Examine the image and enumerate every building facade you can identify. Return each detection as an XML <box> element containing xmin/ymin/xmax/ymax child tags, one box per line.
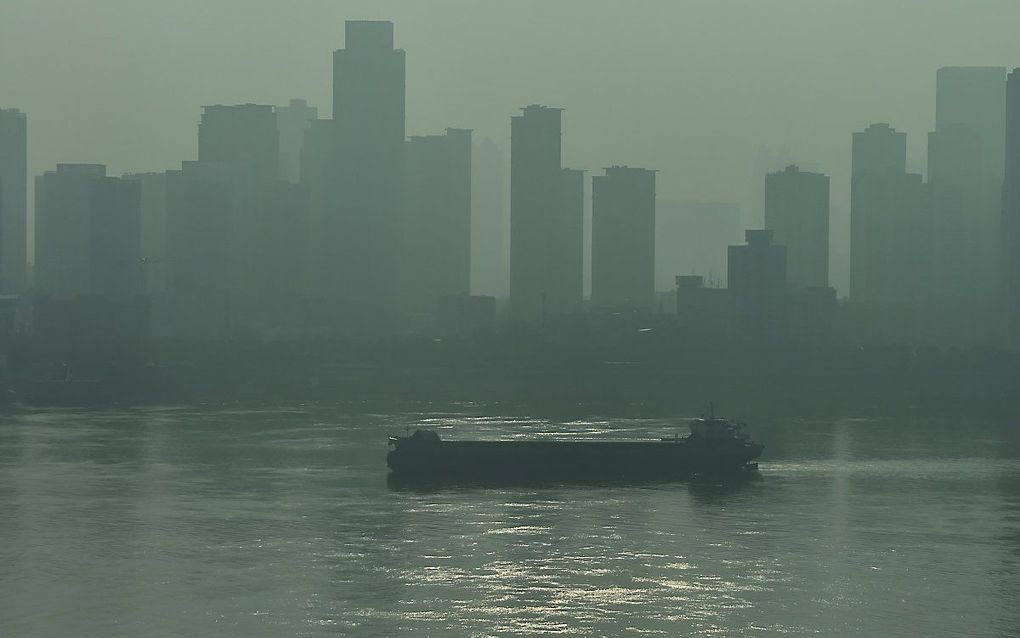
<box><xmin>851</xmin><ymin>123</ymin><xmax>929</xmax><ymax>341</ymax></box>
<box><xmin>591</xmin><ymin>166</ymin><xmax>656</xmax><ymax>310</ymax></box>
<box><xmin>198</xmin><ymin>104</ymin><xmax>279</xmax><ymax>186</ymax></box>
<box><xmin>402</xmin><ymin>129</ymin><xmax>472</xmax><ymax>324</ymax></box>
<box><xmin>764</xmin><ymin>165</ymin><xmax>829</xmax><ymax>289</ymax></box>
<box><xmin>728</xmin><ymin>229</ymin><xmax>787</xmax><ymax>344</ymax></box>
<box><xmin>329</xmin><ymin>20</ymin><xmax>406</xmax><ymax>334</ymax></box>
<box><xmin>1003</xmin><ymin>69</ymin><xmax>1020</xmax><ymax>345</ymax></box>
<box><xmin>35</xmin><ymin>165</ymin><xmax>142</xmax><ymax>299</ymax></box>
<box><xmin>276</xmin><ymin>98</ymin><xmax>317</xmax><ymax>184</ymax></box>
<box><xmin>0</xmin><ymin>108</ymin><xmax>27</xmax><ymax>293</ymax></box>
<box><xmin>929</xmin><ymin>67</ymin><xmax>1007</xmax><ymax>344</ymax></box>
<box><xmin>510</xmin><ymin>105</ymin><xmax>584</xmax><ymax>321</ymax></box>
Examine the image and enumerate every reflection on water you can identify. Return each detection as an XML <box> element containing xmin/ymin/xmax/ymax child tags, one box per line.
<box><xmin>0</xmin><ymin>406</ymin><xmax>1018</xmax><ymax>636</ymax></box>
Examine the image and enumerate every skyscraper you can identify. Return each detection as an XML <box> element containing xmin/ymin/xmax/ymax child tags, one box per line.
<box><xmin>728</xmin><ymin>229</ymin><xmax>787</xmax><ymax>344</ymax></box>
<box><xmin>251</xmin><ymin>181</ymin><xmax>310</xmax><ymax>335</ymax></box>
<box><xmin>330</xmin><ymin>20</ymin><xmax>406</xmax><ymax>334</ymax></box>
<box><xmin>936</xmin><ymin>67</ymin><xmax>1006</xmax><ymax>181</ymax></box>
<box><xmin>35</xmin><ymin>164</ymin><xmax>106</xmax><ymax>299</ymax></box>
<box><xmin>591</xmin><ymin>166</ymin><xmax>656</xmax><ymax>310</ymax></box>
<box><xmin>164</xmin><ymin>161</ymin><xmax>235</xmax><ymax>339</ymax></box>
<box><xmin>850</xmin><ymin>123</ymin><xmax>905</xmax><ymax>303</ymax></box>
<box><xmin>275</xmin><ymin>99</ymin><xmax>317</xmax><ymax>184</ymax></box>
<box><xmin>123</xmin><ymin>172</ymin><xmax>167</xmax><ymax>294</ymax></box>
<box><xmin>0</xmin><ymin>109</ymin><xmax>27</xmax><ymax>293</ymax></box>
<box><xmin>471</xmin><ymin>137</ymin><xmax>508</xmax><ymax>298</ymax></box>
<box><xmin>35</xmin><ymin>165</ymin><xmax>141</xmax><ymax>299</ymax></box>
<box><xmin>556</xmin><ymin>167</ymin><xmax>585</xmax><ymax>315</ymax></box>
<box><xmin>851</xmin><ymin>123</ymin><xmax>927</xmax><ymax>340</ymax></box>
<box><xmin>402</xmin><ymin>129</ymin><xmax>472</xmax><ymax>323</ymax></box>
<box><xmin>927</xmin><ymin>125</ymin><xmax>986</xmax><ymax>341</ymax></box>
<box><xmin>89</xmin><ymin>177</ymin><xmax>143</xmax><ymax>300</ymax></box>
<box><xmin>300</xmin><ymin>118</ymin><xmax>334</xmax><ymax>303</ymax></box>
<box><xmin>764</xmin><ymin>165</ymin><xmax>830</xmax><ymax>289</ymax></box>
<box><xmin>197</xmin><ymin>103</ymin><xmax>287</xmax><ymax>333</ymax></box>
<box><xmin>198</xmin><ymin>104</ymin><xmax>279</xmax><ymax>185</ymax></box>
<box><xmin>1003</xmin><ymin>68</ymin><xmax>1020</xmax><ymax>345</ymax></box>
<box><xmin>929</xmin><ymin>67</ymin><xmax>1007</xmax><ymax>345</ymax></box>
<box><xmin>510</xmin><ymin>105</ymin><xmax>582</xmax><ymax>321</ymax></box>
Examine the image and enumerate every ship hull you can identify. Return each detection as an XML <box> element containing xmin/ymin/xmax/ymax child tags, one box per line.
<box><xmin>387</xmin><ymin>438</ymin><xmax>763</xmax><ymax>482</ymax></box>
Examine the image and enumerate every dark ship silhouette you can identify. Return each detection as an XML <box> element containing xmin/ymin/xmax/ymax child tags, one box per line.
<box><xmin>387</xmin><ymin>405</ymin><xmax>763</xmax><ymax>482</ymax></box>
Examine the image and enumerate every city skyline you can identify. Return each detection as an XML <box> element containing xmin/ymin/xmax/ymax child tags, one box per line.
<box><xmin>2</xmin><ymin>13</ymin><xmax>1020</xmax><ymax>349</ymax></box>
<box><xmin>4</xmin><ymin>1</ymin><xmax>1020</xmax><ymax>300</ymax></box>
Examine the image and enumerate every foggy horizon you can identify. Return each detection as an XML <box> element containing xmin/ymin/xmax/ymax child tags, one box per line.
<box><xmin>5</xmin><ymin>1</ymin><xmax>1020</xmax><ymax>297</ymax></box>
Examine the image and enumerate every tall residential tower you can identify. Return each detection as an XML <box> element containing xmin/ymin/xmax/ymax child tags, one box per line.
<box><xmin>329</xmin><ymin>20</ymin><xmax>406</xmax><ymax>333</ymax></box>
<box><xmin>850</xmin><ymin>123</ymin><xmax>927</xmax><ymax>340</ymax></box>
<box><xmin>0</xmin><ymin>109</ymin><xmax>27</xmax><ymax>293</ymax></box>
<box><xmin>510</xmin><ymin>105</ymin><xmax>583</xmax><ymax>321</ymax></box>
<box><xmin>929</xmin><ymin>67</ymin><xmax>1006</xmax><ymax>344</ymax></box>
<box><xmin>591</xmin><ymin>166</ymin><xmax>656</xmax><ymax>310</ymax></box>
<box><xmin>1003</xmin><ymin>69</ymin><xmax>1020</xmax><ymax>345</ymax></box>
<box><xmin>764</xmin><ymin>165</ymin><xmax>830</xmax><ymax>289</ymax></box>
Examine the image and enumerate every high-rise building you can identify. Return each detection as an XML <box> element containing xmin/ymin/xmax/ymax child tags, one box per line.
<box><xmin>471</xmin><ymin>137</ymin><xmax>507</xmax><ymax>298</ymax></box>
<box><xmin>851</xmin><ymin>123</ymin><xmax>928</xmax><ymax>340</ymax></box>
<box><xmin>197</xmin><ymin>103</ymin><xmax>278</xmax><ymax>297</ymax></box>
<box><xmin>90</xmin><ymin>177</ymin><xmax>143</xmax><ymax>299</ymax></box>
<box><xmin>402</xmin><ymin>129</ymin><xmax>472</xmax><ymax>323</ymax></box>
<box><xmin>0</xmin><ymin>109</ymin><xmax>27</xmax><ymax>293</ymax></box>
<box><xmin>197</xmin><ymin>103</ymin><xmax>309</xmax><ymax>336</ymax></box>
<box><xmin>591</xmin><ymin>166</ymin><xmax>656</xmax><ymax>310</ymax></box>
<box><xmin>936</xmin><ymin>67</ymin><xmax>1007</xmax><ymax>181</ymax></box>
<box><xmin>928</xmin><ymin>67</ymin><xmax>1007</xmax><ymax>345</ymax></box>
<box><xmin>251</xmin><ymin>182</ymin><xmax>310</xmax><ymax>335</ymax></box>
<box><xmin>927</xmin><ymin>125</ymin><xmax>987</xmax><ymax>342</ymax></box>
<box><xmin>330</xmin><ymin>20</ymin><xmax>406</xmax><ymax>334</ymax></box>
<box><xmin>35</xmin><ymin>165</ymin><xmax>141</xmax><ymax>299</ymax></box>
<box><xmin>276</xmin><ymin>99</ymin><xmax>317</xmax><ymax>184</ymax></box>
<box><xmin>728</xmin><ymin>229</ymin><xmax>787</xmax><ymax>344</ymax></box>
<box><xmin>1003</xmin><ymin>69</ymin><xmax>1020</xmax><ymax>345</ymax></box>
<box><xmin>164</xmin><ymin>161</ymin><xmax>235</xmax><ymax>339</ymax></box>
<box><xmin>749</xmin><ymin>144</ymin><xmax>794</xmax><ymax>230</ymax></box>
<box><xmin>123</xmin><ymin>172</ymin><xmax>167</xmax><ymax>294</ymax></box>
<box><xmin>300</xmin><ymin>118</ymin><xmax>334</xmax><ymax>302</ymax></box>
<box><xmin>510</xmin><ymin>105</ymin><xmax>582</xmax><ymax>321</ymax></box>
<box><xmin>198</xmin><ymin>104</ymin><xmax>279</xmax><ymax>185</ymax></box>
<box><xmin>36</xmin><ymin>164</ymin><xmax>106</xmax><ymax>299</ymax></box>
<box><xmin>555</xmin><ymin>167</ymin><xmax>585</xmax><ymax>315</ymax></box>
<box><xmin>764</xmin><ymin>165</ymin><xmax>830</xmax><ymax>289</ymax></box>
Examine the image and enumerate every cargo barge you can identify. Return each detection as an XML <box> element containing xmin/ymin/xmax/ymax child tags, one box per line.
<box><xmin>386</xmin><ymin>408</ymin><xmax>764</xmax><ymax>482</ymax></box>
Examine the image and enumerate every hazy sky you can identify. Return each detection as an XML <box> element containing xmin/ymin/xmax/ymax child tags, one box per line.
<box><xmin>3</xmin><ymin>0</ymin><xmax>1019</xmax><ymax>292</ymax></box>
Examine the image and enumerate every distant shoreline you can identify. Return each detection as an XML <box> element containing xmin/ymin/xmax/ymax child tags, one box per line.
<box><xmin>4</xmin><ymin>337</ymin><xmax>1017</xmax><ymax>418</ymax></box>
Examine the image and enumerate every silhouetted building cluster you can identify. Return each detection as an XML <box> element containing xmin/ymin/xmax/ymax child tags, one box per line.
<box><xmin>4</xmin><ymin>24</ymin><xmax>1020</xmax><ymax>354</ymax></box>
<box><xmin>843</xmin><ymin>67</ymin><xmax>1014</xmax><ymax>347</ymax></box>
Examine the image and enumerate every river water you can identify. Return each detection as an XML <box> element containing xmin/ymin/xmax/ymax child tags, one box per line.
<box><xmin>1</xmin><ymin>405</ymin><xmax>1018</xmax><ymax>637</ymax></box>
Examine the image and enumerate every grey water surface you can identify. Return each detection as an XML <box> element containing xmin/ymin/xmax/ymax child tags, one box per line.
<box><xmin>1</xmin><ymin>406</ymin><xmax>1018</xmax><ymax>637</ymax></box>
